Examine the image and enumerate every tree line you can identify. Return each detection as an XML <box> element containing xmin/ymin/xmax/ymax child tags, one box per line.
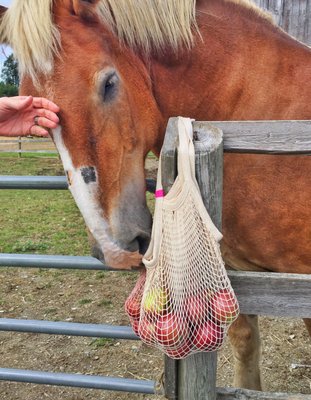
<box><xmin>0</xmin><ymin>54</ymin><xmax>19</xmax><ymax>97</ymax></box>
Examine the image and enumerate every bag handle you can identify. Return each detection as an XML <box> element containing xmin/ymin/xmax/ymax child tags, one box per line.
<box><xmin>177</xmin><ymin>118</ymin><xmax>196</xmax><ymax>183</ymax></box>
<box><xmin>178</xmin><ymin>118</ymin><xmax>223</xmax><ymax>242</ymax></box>
<box><xmin>143</xmin><ymin>118</ymin><xmax>190</xmax><ymax>267</ymax></box>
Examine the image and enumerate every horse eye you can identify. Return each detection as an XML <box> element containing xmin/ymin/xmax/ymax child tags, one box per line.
<box><xmin>101</xmin><ymin>72</ymin><xmax>119</xmax><ymax>102</ymax></box>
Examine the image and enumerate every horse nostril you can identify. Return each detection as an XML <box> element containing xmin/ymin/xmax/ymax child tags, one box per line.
<box><xmin>137</xmin><ymin>235</ymin><xmax>150</xmax><ymax>255</ymax></box>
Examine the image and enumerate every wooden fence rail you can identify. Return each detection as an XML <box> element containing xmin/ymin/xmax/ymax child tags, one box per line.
<box><xmin>0</xmin><ymin>137</ymin><xmax>57</xmax><ymax>155</ymax></box>
<box><xmin>161</xmin><ymin>118</ymin><xmax>311</xmax><ymax>400</ymax></box>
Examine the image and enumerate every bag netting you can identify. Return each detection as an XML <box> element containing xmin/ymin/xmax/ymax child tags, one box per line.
<box><xmin>125</xmin><ymin>117</ymin><xmax>239</xmax><ymax>359</ymax></box>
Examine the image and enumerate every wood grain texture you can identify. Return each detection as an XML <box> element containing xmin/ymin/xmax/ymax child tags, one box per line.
<box><xmin>228</xmin><ymin>271</ymin><xmax>311</xmax><ymax>318</ymax></box>
<box><xmin>254</xmin><ymin>0</ymin><xmax>311</xmax><ymax>46</ymax></box>
<box><xmin>193</xmin><ymin>121</ymin><xmax>311</xmax><ymax>154</ymax></box>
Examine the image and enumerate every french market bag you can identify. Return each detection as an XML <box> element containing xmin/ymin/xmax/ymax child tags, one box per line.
<box><xmin>126</xmin><ymin>117</ymin><xmax>239</xmax><ymax>359</ymax></box>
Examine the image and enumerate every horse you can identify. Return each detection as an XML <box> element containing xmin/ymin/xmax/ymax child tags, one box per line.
<box><xmin>0</xmin><ymin>0</ymin><xmax>310</xmax><ymax>391</ymax></box>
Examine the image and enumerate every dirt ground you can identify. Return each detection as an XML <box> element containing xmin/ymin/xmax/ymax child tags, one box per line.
<box><xmin>0</xmin><ymin>157</ymin><xmax>310</xmax><ymax>399</ymax></box>
<box><xmin>0</xmin><ymin>268</ymin><xmax>310</xmax><ymax>400</ymax></box>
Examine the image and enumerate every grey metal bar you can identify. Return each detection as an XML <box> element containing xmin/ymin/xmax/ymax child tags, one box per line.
<box><xmin>0</xmin><ymin>150</ymin><xmax>57</xmax><ymax>154</ymax></box>
<box><xmin>0</xmin><ymin>319</ymin><xmax>139</xmax><ymax>340</ymax></box>
<box><xmin>0</xmin><ymin>176</ymin><xmax>156</xmax><ymax>192</ymax></box>
<box><xmin>0</xmin><ymin>253</ymin><xmax>112</xmax><ymax>270</ymax></box>
<box><xmin>0</xmin><ymin>368</ymin><xmax>158</xmax><ymax>394</ymax></box>
<box><xmin>0</xmin><ymin>175</ymin><xmax>67</xmax><ymax>190</ymax></box>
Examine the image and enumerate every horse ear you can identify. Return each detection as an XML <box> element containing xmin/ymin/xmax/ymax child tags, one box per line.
<box><xmin>0</xmin><ymin>6</ymin><xmax>8</xmax><ymax>44</ymax></box>
<box><xmin>71</xmin><ymin>0</ymin><xmax>100</xmax><ymax>21</ymax></box>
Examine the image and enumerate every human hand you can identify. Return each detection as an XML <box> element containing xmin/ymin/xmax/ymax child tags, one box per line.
<box><xmin>0</xmin><ymin>96</ymin><xmax>60</xmax><ymax>137</ymax></box>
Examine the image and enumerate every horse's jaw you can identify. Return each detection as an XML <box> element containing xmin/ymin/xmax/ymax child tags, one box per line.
<box><xmin>52</xmin><ymin>126</ymin><xmax>149</xmax><ymax>270</ymax></box>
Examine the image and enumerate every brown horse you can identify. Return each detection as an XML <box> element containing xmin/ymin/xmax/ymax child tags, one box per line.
<box><xmin>0</xmin><ymin>0</ymin><xmax>310</xmax><ymax>391</ymax></box>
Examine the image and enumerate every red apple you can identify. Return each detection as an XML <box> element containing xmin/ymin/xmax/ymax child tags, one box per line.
<box><xmin>125</xmin><ymin>296</ymin><xmax>141</xmax><ymax>319</ymax></box>
<box><xmin>154</xmin><ymin>313</ymin><xmax>188</xmax><ymax>347</ymax></box>
<box><xmin>184</xmin><ymin>293</ymin><xmax>209</xmax><ymax>325</ymax></box>
<box><xmin>210</xmin><ymin>289</ymin><xmax>239</xmax><ymax>325</ymax></box>
<box><xmin>165</xmin><ymin>339</ymin><xmax>193</xmax><ymax>359</ymax></box>
<box><xmin>192</xmin><ymin>320</ymin><xmax>224</xmax><ymax>350</ymax></box>
<box><xmin>131</xmin><ymin>318</ymin><xmax>140</xmax><ymax>336</ymax></box>
<box><xmin>139</xmin><ymin>318</ymin><xmax>156</xmax><ymax>344</ymax></box>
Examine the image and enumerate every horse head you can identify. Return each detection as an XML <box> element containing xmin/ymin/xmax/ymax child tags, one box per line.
<box><xmin>0</xmin><ymin>0</ymin><xmax>169</xmax><ymax>269</ymax></box>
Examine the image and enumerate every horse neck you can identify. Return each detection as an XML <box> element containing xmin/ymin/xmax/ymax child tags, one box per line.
<box><xmin>149</xmin><ymin>0</ymin><xmax>311</xmax><ymax>127</ymax></box>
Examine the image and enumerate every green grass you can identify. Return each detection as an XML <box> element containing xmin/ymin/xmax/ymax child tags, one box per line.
<box><xmin>90</xmin><ymin>338</ymin><xmax>115</xmax><ymax>348</ymax></box>
<box><xmin>0</xmin><ymin>156</ymin><xmax>64</xmax><ymax>176</ymax></box>
<box><xmin>97</xmin><ymin>299</ymin><xmax>113</xmax><ymax>308</ymax></box>
<box><xmin>0</xmin><ymin>156</ymin><xmax>89</xmax><ymax>255</ymax></box>
<box><xmin>0</xmin><ymin>156</ymin><xmax>155</xmax><ymax>256</ymax></box>
<box><xmin>78</xmin><ymin>298</ymin><xmax>93</xmax><ymax>305</ymax></box>
<box><xmin>0</xmin><ymin>152</ymin><xmax>58</xmax><ymax>158</ymax></box>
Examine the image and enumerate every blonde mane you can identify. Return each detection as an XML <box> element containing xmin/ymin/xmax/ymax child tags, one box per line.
<box><xmin>0</xmin><ymin>0</ymin><xmax>272</xmax><ymax>83</ymax></box>
<box><xmin>0</xmin><ymin>0</ymin><xmax>59</xmax><ymax>83</ymax></box>
<box><xmin>97</xmin><ymin>0</ymin><xmax>197</xmax><ymax>52</ymax></box>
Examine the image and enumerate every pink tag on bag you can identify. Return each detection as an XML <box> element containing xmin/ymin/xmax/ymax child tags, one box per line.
<box><xmin>155</xmin><ymin>189</ymin><xmax>165</xmax><ymax>198</ymax></box>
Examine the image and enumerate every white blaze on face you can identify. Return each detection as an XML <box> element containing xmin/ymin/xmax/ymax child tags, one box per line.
<box><xmin>52</xmin><ymin>127</ymin><xmax>142</xmax><ymax>269</ymax></box>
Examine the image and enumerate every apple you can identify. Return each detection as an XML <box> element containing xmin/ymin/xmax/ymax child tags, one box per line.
<box><xmin>154</xmin><ymin>313</ymin><xmax>188</xmax><ymax>347</ymax></box>
<box><xmin>184</xmin><ymin>293</ymin><xmax>209</xmax><ymax>325</ymax></box>
<box><xmin>131</xmin><ymin>318</ymin><xmax>140</xmax><ymax>336</ymax></box>
<box><xmin>192</xmin><ymin>320</ymin><xmax>224</xmax><ymax>351</ymax></box>
<box><xmin>142</xmin><ymin>288</ymin><xmax>168</xmax><ymax>315</ymax></box>
<box><xmin>210</xmin><ymin>289</ymin><xmax>239</xmax><ymax>325</ymax></box>
<box><xmin>139</xmin><ymin>317</ymin><xmax>156</xmax><ymax>344</ymax></box>
<box><xmin>125</xmin><ymin>270</ymin><xmax>146</xmax><ymax>319</ymax></box>
<box><xmin>125</xmin><ymin>296</ymin><xmax>141</xmax><ymax>319</ymax></box>
<box><xmin>165</xmin><ymin>339</ymin><xmax>193</xmax><ymax>359</ymax></box>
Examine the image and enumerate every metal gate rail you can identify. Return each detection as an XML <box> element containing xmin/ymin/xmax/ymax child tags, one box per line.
<box><xmin>0</xmin><ymin>175</ymin><xmax>159</xmax><ymax>394</ymax></box>
<box><xmin>0</xmin><ymin>368</ymin><xmax>157</xmax><ymax>394</ymax></box>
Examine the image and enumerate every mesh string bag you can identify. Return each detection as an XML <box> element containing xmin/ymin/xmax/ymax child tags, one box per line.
<box><xmin>125</xmin><ymin>117</ymin><xmax>239</xmax><ymax>358</ymax></box>
<box><xmin>124</xmin><ymin>269</ymin><xmax>146</xmax><ymax>336</ymax></box>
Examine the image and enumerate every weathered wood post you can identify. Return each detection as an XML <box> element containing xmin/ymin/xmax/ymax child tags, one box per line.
<box><xmin>18</xmin><ymin>136</ymin><xmax>22</xmax><ymax>158</ymax></box>
<box><xmin>254</xmin><ymin>0</ymin><xmax>311</xmax><ymax>45</ymax></box>
<box><xmin>161</xmin><ymin>118</ymin><xmax>223</xmax><ymax>400</ymax></box>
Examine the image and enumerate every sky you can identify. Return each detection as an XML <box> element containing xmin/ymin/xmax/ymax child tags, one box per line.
<box><xmin>0</xmin><ymin>0</ymin><xmax>12</xmax><ymax>70</ymax></box>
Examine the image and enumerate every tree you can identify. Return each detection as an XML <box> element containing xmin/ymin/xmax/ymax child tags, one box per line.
<box><xmin>1</xmin><ymin>54</ymin><xmax>19</xmax><ymax>87</ymax></box>
<box><xmin>0</xmin><ymin>82</ymin><xmax>18</xmax><ymax>97</ymax></box>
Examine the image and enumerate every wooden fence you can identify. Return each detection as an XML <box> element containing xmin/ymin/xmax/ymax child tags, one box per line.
<box><xmin>254</xmin><ymin>0</ymin><xmax>311</xmax><ymax>45</ymax></box>
<box><xmin>161</xmin><ymin>118</ymin><xmax>311</xmax><ymax>400</ymax></box>
<box><xmin>0</xmin><ymin>137</ymin><xmax>57</xmax><ymax>156</ymax></box>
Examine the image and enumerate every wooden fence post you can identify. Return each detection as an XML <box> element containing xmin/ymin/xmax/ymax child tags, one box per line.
<box><xmin>162</xmin><ymin>118</ymin><xmax>223</xmax><ymax>400</ymax></box>
<box><xmin>254</xmin><ymin>0</ymin><xmax>311</xmax><ymax>46</ymax></box>
<box><xmin>18</xmin><ymin>136</ymin><xmax>22</xmax><ymax>158</ymax></box>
